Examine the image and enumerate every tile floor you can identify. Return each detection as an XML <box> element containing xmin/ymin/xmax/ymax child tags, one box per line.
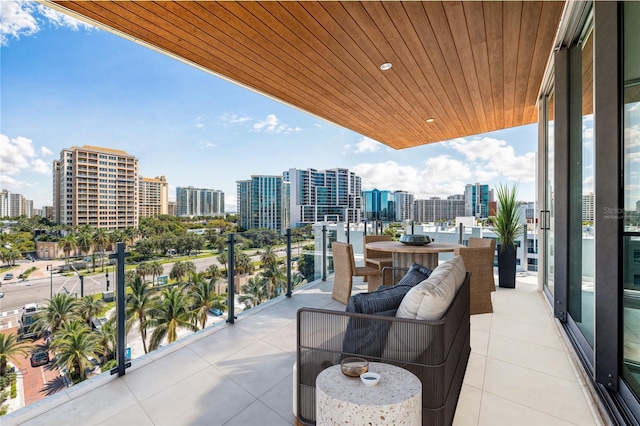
<box><xmin>4</xmin><ymin>272</ymin><xmax>607</xmax><ymax>425</ymax></box>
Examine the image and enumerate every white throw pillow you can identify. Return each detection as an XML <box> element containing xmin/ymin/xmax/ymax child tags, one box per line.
<box><xmin>381</xmin><ymin>256</ymin><xmax>466</xmax><ymax>361</ymax></box>
<box><xmin>395</xmin><ymin>256</ymin><xmax>465</xmax><ymax>319</ymax></box>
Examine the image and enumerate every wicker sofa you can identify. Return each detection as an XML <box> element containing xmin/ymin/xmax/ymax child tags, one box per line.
<box><xmin>296</xmin><ymin>257</ymin><xmax>471</xmax><ymax>425</ymax></box>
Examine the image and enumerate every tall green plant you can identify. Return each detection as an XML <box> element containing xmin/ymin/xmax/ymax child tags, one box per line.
<box><xmin>493</xmin><ymin>182</ymin><xmax>523</xmax><ymax>250</ymax></box>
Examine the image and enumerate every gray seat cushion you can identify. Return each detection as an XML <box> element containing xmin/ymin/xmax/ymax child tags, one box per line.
<box><xmin>342</xmin><ymin>264</ymin><xmax>432</xmax><ymax>357</ymax></box>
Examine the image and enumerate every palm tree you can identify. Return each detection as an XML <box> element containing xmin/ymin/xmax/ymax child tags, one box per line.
<box><xmin>187</xmin><ymin>272</ymin><xmax>226</xmax><ymax>330</ymax></box>
<box><xmin>205</xmin><ymin>264</ymin><xmax>221</xmax><ymax>282</ymax></box>
<box><xmin>136</xmin><ymin>262</ymin><xmax>153</xmax><ymax>283</ymax></box>
<box><xmin>125</xmin><ymin>276</ymin><xmax>153</xmax><ymax>354</ymax></box>
<box><xmin>33</xmin><ymin>293</ymin><xmax>80</xmax><ymax>335</ymax></box>
<box><xmin>169</xmin><ymin>260</ymin><xmax>196</xmax><ymax>284</ymax></box>
<box><xmin>146</xmin><ymin>286</ymin><xmax>198</xmax><ymax>351</ymax></box>
<box><xmin>234</xmin><ymin>251</ymin><xmax>253</xmax><ymax>276</ymax></box>
<box><xmin>149</xmin><ymin>261</ymin><xmax>164</xmax><ymax>286</ymax></box>
<box><xmin>93</xmin><ymin>228</ymin><xmax>109</xmax><ymax>272</ymax></box>
<box><xmin>60</xmin><ymin>233</ymin><xmax>78</xmax><ymax>271</ymax></box>
<box><xmin>259</xmin><ymin>246</ymin><xmax>278</xmax><ymax>269</ymax></box>
<box><xmin>50</xmin><ymin>320</ymin><xmax>101</xmax><ymax>381</ymax></box>
<box><xmin>75</xmin><ymin>295</ymin><xmax>105</xmax><ymax>326</ymax></box>
<box><xmin>110</xmin><ymin>229</ymin><xmax>126</xmax><ymax>250</ymax></box>
<box><xmin>217</xmin><ymin>251</ymin><xmax>228</xmax><ymax>272</ymax></box>
<box><xmin>260</xmin><ymin>263</ymin><xmax>287</xmax><ymax>298</ymax></box>
<box><xmin>94</xmin><ymin>321</ymin><xmax>116</xmax><ymax>364</ymax></box>
<box><xmin>124</xmin><ymin>226</ymin><xmax>139</xmax><ymax>248</ymax></box>
<box><xmin>0</xmin><ymin>333</ymin><xmax>32</xmax><ymax>376</ymax></box>
<box><xmin>238</xmin><ymin>277</ymin><xmax>268</xmax><ymax>308</ymax></box>
<box><xmin>76</xmin><ymin>226</ymin><xmax>93</xmax><ymax>258</ymax></box>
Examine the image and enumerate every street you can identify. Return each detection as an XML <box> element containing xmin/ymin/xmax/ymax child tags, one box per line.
<box><xmin>0</xmin><ymin>248</ymin><xmax>289</xmax><ymax>327</ymax></box>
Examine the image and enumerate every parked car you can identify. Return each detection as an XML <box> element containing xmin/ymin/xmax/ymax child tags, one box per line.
<box><xmin>208</xmin><ymin>308</ymin><xmax>223</xmax><ymax>316</ymax></box>
<box><xmin>30</xmin><ymin>350</ymin><xmax>49</xmax><ymax>367</ymax></box>
<box><xmin>3</xmin><ymin>273</ymin><xmax>14</xmax><ymax>280</ymax></box>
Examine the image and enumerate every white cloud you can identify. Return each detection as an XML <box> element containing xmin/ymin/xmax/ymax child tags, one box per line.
<box><xmin>0</xmin><ymin>134</ymin><xmax>33</xmax><ymax>174</ymax></box>
<box><xmin>0</xmin><ymin>1</ymin><xmax>93</xmax><ymax>46</ymax></box>
<box><xmin>36</xmin><ymin>4</ymin><xmax>93</xmax><ymax>31</ymax></box>
<box><xmin>445</xmin><ymin>136</ymin><xmax>536</xmax><ymax>182</ymax></box>
<box><xmin>253</xmin><ymin>114</ymin><xmax>279</xmax><ymax>132</ymax></box>
<box><xmin>347</xmin><ymin>137</ymin><xmax>383</xmax><ymax>153</ymax></box>
<box><xmin>353</xmin><ymin>158</ymin><xmax>471</xmax><ymax>200</ymax></box>
<box><xmin>0</xmin><ymin>134</ymin><xmax>51</xmax><ymax>178</ymax></box>
<box><xmin>252</xmin><ymin>114</ymin><xmax>300</xmax><ymax>134</ymax></box>
<box><xmin>0</xmin><ymin>174</ymin><xmax>22</xmax><ymax>187</ymax></box>
<box><xmin>40</xmin><ymin>146</ymin><xmax>53</xmax><ymax>156</ymax></box>
<box><xmin>205</xmin><ymin>142</ymin><xmax>215</xmax><ymax>148</ymax></box>
<box><xmin>220</xmin><ymin>113</ymin><xmax>251</xmax><ymax>125</ymax></box>
<box><xmin>31</xmin><ymin>158</ymin><xmax>51</xmax><ymax>174</ymax></box>
<box><xmin>0</xmin><ymin>1</ymin><xmax>39</xmax><ymax>46</ymax></box>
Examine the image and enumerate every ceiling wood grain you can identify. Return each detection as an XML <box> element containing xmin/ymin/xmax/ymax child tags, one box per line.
<box><xmin>48</xmin><ymin>1</ymin><xmax>565</xmax><ymax>150</ymax></box>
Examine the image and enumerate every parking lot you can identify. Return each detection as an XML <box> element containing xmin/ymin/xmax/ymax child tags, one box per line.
<box><xmin>1</xmin><ymin>326</ymin><xmax>61</xmax><ymax>409</ymax></box>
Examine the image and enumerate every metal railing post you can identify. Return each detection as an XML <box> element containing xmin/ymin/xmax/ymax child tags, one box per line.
<box><xmin>226</xmin><ymin>234</ymin><xmax>235</xmax><ymax>324</ymax></box>
<box><xmin>458</xmin><ymin>223</ymin><xmax>465</xmax><ymax>245</ymax></box>
<box><xmin>110</xmin><ymin>242</ymin><xmax>129</xmax><ymax>377</ymax></box>
<box><xmin>322</xmin><ymin>225</ymin><xmax>327</xmax><ymax>281</ymax></box>
<box><xmin>286</xmin><ymin>228</ymin><xmax>292</xmax><ymax>297</ymax></box>
<box><xmin>346</xmin><ymin>220</ymin><xmax>350</xmax><ymax>244</ymax></box>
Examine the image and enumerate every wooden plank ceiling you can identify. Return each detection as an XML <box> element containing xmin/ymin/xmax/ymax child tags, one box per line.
<box><xmin>48</xmin><ymin>1</ymin><xmax>565</xmax><ymax>150</ymax></box>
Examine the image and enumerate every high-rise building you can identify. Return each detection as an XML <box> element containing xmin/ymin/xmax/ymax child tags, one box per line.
<box><xmin>237</xmin><ymin>175</ymin><xmax>290</xmax><ymax>233</ymax></box>
<box><xmin>42</xmin><ymin>206</ymin><xmax>54</xmax><ymax>220</ymax></box>
<box><xmin>394</xmin><ymin>191</ymin><xmax>414</xmax><ymax>222</ymax></box>
<box><xmin>464</xmin><ymin>183</ymin><xmax>493</xmax><ymax>218</ymax></box>
<box><xmin>362</xmin><ymin>189</ymin><xmax>394</xmax><ymax>221</ymax></box>
<box><xmin>53</xmin><ymin>145</ymin><xmax>139</xmax><ymax>229</ymax></box>
<box><xmin>175</xmin><ymin>186</ymin><xmax>224</xmax><ymax>217</ymax></box>
<box><xmin>0</xmin><ymin>190</ymin><xmax>34</xmax><ymax>218</ymax></box>
<box><xmin>23</xmin><ymin>199</ymin><xmax>33</xmax><ymax>218</ymax></box>
<box><xmin>284</xmin><ymin>168</ymin><xmax>362</xmax><ymax>226</ymax></box>
<box><xmin>167</xmin><ymin>201</ymin><xmax>177</xmax><ymax>216</ymax></box>
<box><xmin>139</xmin><ymin>175</ymin><xmax>169</xmax><ymax>218</ymax></box>
<box><xmin>583</xmin><ymin>192</ymin><xmax>595</xmax><ymax>222</ymax></box>
<box><xmin>413</xmin><ymin>197</ymin><xmax>465</xmax><ymax>223</ymax></box>
<box><xmin>9</xmin><ymin>193</ymin><xmax>24</xmax><ymax>217</ymax></box>
<box><xmin>0</xmin><ymin>190</ymin><xmax>9</xmax><ymax>217</ymax></box>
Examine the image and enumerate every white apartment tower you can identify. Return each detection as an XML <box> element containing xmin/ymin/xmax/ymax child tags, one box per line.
<box><xmin>394</xmin><ymin>191</ymin><xmax>414</xmax><ymax>222</ymax></box>
<box><xmin>413</xmin><ymin>197</ymin><xmax>465</xmax><ymax>223</ymax></box>
<box><xmin>139</xmin><ymin>175</ymin><xmax>169</xmax><ymax>217</ymax></box>
<box><xmin>237</xmin><ymin>175</ymin><xmax>290</xmax><ymax>233</ymax></box>
<box><xmin>0</xmin><ymin>190</ymin><xmax>9</xmax><ymax>217</ymax></box>
<box><xmin>284</xmin><ymin>167</ymin><xmax>362</xmax><ymax>226</ymax></box>
<box><xmin>175</xmin><ymin>186</ymin><xmax>224</xmax><ymax>217</ymax></box>
<box><xmin>53</xmin><ymin>145</ymin><xmax>139</xmax><ymax>229</ymax></box>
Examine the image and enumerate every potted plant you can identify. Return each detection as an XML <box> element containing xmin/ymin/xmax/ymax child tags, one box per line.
<box><xmin>492</xmin><ymin>182</ymin><xmax>523</xmax><ymax>288</ymax></box>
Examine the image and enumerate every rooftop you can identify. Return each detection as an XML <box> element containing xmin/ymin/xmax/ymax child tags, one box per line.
<box><xmin>4</xmin><ymin>272</ymin><xmax>606</xmax><ymax>425</ymax></box>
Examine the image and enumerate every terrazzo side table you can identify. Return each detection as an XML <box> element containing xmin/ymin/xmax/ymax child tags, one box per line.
<box><xmin>315</xmin><ymin>362</ymin><xmax>422</xmax><ymax>425</ymax></box>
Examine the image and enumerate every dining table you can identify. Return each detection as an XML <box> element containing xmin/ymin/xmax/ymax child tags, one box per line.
<box><xmin>365</xmin><ymin>240</ymin><xmax>464</xmax><ymax>272</ymax></box>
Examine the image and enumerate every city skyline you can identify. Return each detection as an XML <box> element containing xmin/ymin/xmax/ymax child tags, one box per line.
<box><xmin>1</xmin><ymin>1</ymin><xmax>538</xmax><ymax>213</ymax></box>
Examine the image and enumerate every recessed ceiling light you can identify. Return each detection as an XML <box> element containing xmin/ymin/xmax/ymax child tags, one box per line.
<box><xmin>379</xmin><ymin>62</ymin><xmax>392</xmax><ymax>71</ymax></box>
<box><xmin>426</xmin><ymin>118</ymin><xmax>435</xmax><ymax>123</ymax></box>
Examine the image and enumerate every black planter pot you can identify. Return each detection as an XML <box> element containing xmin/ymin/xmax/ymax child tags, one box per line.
<box><xmin>497</xmin><ymin>243</ymin><xmax>516</xmax><ymax>288</ymax></box>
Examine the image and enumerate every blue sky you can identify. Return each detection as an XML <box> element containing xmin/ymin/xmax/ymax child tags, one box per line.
<box><xmin>1</xmin><ymin>1</ymin><xmax>538</xmax><ymax>212</ymax></box>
